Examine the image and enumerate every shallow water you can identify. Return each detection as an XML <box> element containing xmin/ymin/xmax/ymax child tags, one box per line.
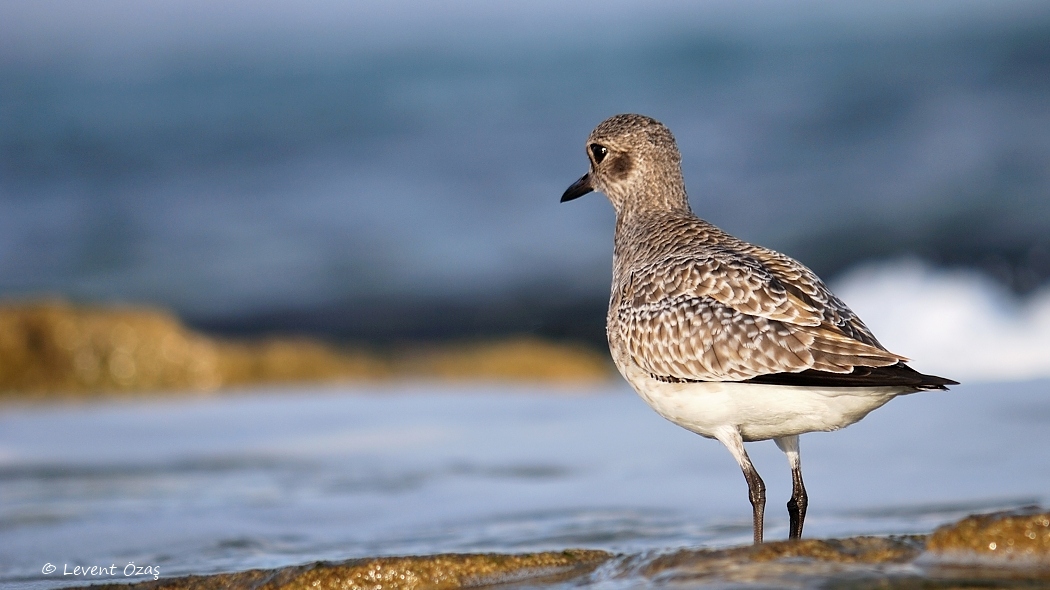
<box><xmin>1</xmin><ymin>379</ymin><xmax>1048</xmax><ymax>589</ymax></box>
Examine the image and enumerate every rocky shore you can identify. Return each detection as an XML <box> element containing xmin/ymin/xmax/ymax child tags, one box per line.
<box><xmin>0</xmin><ymin>301</ymin><xmax>612</xmax><ymax>399</ymax></box>
<box><xmin>68</xmin><ymin>511</ymin><xmax>1050</xmax><ymax>590</ymax></box>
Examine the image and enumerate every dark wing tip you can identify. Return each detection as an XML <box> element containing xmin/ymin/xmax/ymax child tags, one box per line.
<box><xmin>916</xmin><ymin>374</ymin><xmax>959</xmax><ymax>390</ymax></box>
<box><xmin>743</xmin><ymin>362</ymin><xmax>959</xmax><ymax>389</ymax></box>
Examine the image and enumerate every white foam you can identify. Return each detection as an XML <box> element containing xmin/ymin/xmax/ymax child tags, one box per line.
<box><xmin>832</xmin><ymin>259</ymin><xmax>1050</xmax><ymax>382</ymax></box>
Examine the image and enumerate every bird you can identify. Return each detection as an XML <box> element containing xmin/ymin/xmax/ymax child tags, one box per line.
<box><xmin>560</xmin><ymin>113</ymin><xmax>957</xmax><ymax>544</ymax></box>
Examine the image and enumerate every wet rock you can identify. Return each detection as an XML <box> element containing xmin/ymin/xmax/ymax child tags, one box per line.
<box><xmin>639</xmin><ymin>536</ymin><xmax>924</xmax><ymax>586</ymax></box>
<box><xmin>75</xmin><ymin>550</ymin><xmax>612</xmax><ymax>590</ymax></box>
<box><xmin>924</xmin><ymin>509</ymin><xmax>1050</xmax><ymax>566</ymax></box>
<box><xmin>58</xmin><ymin>513</ymin><xmax>1050</xmax><ymax>590</ymax></box>
<box><xmin>634</xmin><ymin>518</ymin><xmax>1050</xmax><ymax>588</ymax></box>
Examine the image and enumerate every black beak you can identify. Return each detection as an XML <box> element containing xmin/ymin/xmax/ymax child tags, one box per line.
<box><xmin>560</xmin><ymin>173</ymin><xmax>594</xmax><ymax>202</ymax></box>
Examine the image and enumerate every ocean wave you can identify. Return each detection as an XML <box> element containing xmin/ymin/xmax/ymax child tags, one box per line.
<box><xmin>833</xmin><ymin>259</ymin><xmax>1050</xmax><ymax>382</ymax></box>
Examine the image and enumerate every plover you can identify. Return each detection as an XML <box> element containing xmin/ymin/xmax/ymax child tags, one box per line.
<box><xmin>561</xmin><ymin>114</ymin><xmax>956</xmax><ymax>544</ymax></box>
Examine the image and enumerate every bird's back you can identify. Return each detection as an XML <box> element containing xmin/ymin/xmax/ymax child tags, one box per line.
<box><xmin>607</xmin><ymin>209</ymin><xmax>954</xmax><ymax>390</ymax></box>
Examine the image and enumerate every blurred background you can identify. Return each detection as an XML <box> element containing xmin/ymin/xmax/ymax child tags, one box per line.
<box><xmin>2</xmin><ymin>0</ymin><xmax>1050</xmax><ymax>382</ymax></box>
<box><xmin>4</xmin><ymin>4</ymin><xmax>1050</xmax><ymax>587</ymax></box>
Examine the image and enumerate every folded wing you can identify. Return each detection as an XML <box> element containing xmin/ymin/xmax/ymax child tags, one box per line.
<box><xmin>615</xmin><ymin>250</ymin><xmax>907</xmax><ymax>383</ymax></box>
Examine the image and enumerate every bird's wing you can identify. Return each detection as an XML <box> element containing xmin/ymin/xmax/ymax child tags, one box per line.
<box><xmin>615</xmin><ymin>252</ymin><xmax>905</xmax><ymax>382</ymax></box>
<box><xmin>740</xmin><ymin>244</ymin><xmax>887</xmax><ymax>349</ymax></box>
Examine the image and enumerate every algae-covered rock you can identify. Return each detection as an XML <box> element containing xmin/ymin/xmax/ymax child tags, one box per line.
<box><xmin>57</xmin><ymin>512</ymin><xmax>1050</xmax><ymax>590</ymax></box>
<box><xmin>924</xmin><ymin>510</ymin><xmax>1050</xmax><ymax>566</ymax></box>
<box><xmin>639</xmin><ymin>531</ymin><xmax>1050</xmax><ymax>588</ymax></box>
<box><xmin>0</xmin><ymin>300</ymin><xmax>390</xmax><ymax>398</ymax></box>
<box><xmin>0</xmin><ymin>300</ymin><xmax>613</xmax><ymax>398</ymax></box>
<box><xmin>214</xmin><ymin>337</ymin><xmax>391</xmax><ymax>387</ymax></box>
<box><xmin>400</xmin><ymin>337</ymin><xmax>612</xmax><ymax>382</ymax></box>
<box><xmin>0</xmin><ymin>300</ymin><xmax>225</xmax><ymax>396</ymax></box>
<box><xmin>641</xmin><ymin>536</ymin><xmax>923</xmax><ymax>585</ymax></box>
<box><xmin>75</xmin><ymin>550</ymin><xmax>612</xmax><ymax>590</ymax></box>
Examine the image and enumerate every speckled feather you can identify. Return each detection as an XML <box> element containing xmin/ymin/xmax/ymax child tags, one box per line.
<box><xmin>609</xmin><ymin>215</ymin><xmax>904</xmax><ymax>382</ymax></box>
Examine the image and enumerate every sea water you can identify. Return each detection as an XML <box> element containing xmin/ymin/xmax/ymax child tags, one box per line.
<box><xmin>2</xmin><ymin>379</ymin><xmax>1048</xmax><ymax>589</ymax></box>
<box><xmin>3</xmin><ymin>5</ymin><xmax>1050</xmax><ymax>321</ymax></box>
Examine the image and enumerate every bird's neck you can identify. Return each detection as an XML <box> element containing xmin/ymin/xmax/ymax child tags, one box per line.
<box><xmin>612</xmin><ymin>203</ymin><xmax>703</xmax><ymax>277</ymax></box>
<box><xmin>611</xmin><ymin>169</ymin><xmax>691</xmax><ymax>220</ymax></box>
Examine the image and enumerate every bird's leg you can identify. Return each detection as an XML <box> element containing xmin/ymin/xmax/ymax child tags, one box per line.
<box><xmin>743</xmin><ymin>462</ymin><xmax>766</xmax><ymax>545</ymax></box>
<box><xmin>715</xmin><ymin>427</ymin><xmax>766</xmax><ymax>544</ymax></box>
<box><xmin>788</xmin><ymin>464</ymin><xmax>807</xmax><ymax>539</ymax></box>
<box><xmin>775</xmin><ymin>435</ymin><xmax>808</xmax><ymax>540</ymax></box>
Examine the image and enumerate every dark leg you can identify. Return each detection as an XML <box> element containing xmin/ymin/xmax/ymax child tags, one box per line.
<box><xmin>787</xmin><ymin>462</ymin><xmax>808</xmax><ymax>539</ymax></box>
<box><xmin>742</xmin><ymin>461</ymin><xmax>766</xmax><ymax>545</ymax></box>
<box><xmin>715</xmin><ymin>428</ymin><xmax>766</xmax><ymax>544</ymax></box>
<box><xmin>775</xmin><ymin>435</ymin><xmax>808</xmax><ymax>540</ymax></box>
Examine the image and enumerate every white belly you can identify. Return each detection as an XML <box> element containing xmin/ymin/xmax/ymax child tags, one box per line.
<box><xmin>620</xmin><ymin>362</ymin><xmax>912</xmax><ymax>442</ymax></box>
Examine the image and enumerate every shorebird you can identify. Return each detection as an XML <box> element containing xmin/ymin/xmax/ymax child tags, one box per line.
<box><xmin>561</xmin><ymin>114</ymin><xmax>956</xmax><ymax>544</ymax></box>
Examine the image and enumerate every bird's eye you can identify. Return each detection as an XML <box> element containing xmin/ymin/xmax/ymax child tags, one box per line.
<box><xmin>589</xmin><ymin>144</ymin><xmax>608</xmax><ymax>164</ymax></box>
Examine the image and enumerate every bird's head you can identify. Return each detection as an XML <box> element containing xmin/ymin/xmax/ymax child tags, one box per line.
<box><xmin>561</xmin><ymin>114</ymin><xmax>689</xmax><ymax>216</ymax></box>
